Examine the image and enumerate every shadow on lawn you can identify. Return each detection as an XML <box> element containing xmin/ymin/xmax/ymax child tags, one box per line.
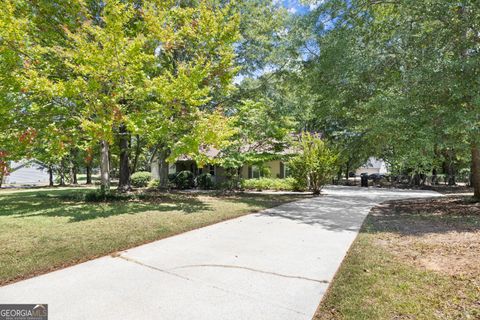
<box><xmin>363</xmin><ymin>196</ymin><xmax>480</xmax><ymax>236</ymax></box>
<box><xmin>0</xmin><ymin>190</ymin><xmax>212</xmax><ymax>222</ymax></box>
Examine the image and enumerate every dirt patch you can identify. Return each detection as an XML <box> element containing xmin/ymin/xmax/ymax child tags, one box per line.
<box><xmin>367</xmin><ymin>196</ymin><xmax>480</xmax><ymax>277</ymax></box>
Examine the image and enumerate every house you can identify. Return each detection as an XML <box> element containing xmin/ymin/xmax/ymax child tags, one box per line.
<box><xmin>2</xmin><ymin>160</ymin><xmax>53</xmax><ymax>186</ymax></box>
<box><xmin>151</xmin><ymin>145</ymin><xmax>293</xmax><ymax>183</ymax></box>
<box><xmin>355</xmin><ymin>157</ymin><xmax>389</xmax><ymax>176</ymax></box>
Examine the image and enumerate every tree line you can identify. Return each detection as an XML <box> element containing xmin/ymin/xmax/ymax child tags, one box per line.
<box><xmin>292</xmin><ymin>0</ymin><xmax>480</xmax><ymax>198</ymax></box>
<box><xmin>1</xmin><ymin>0</ymin><xmax>479</xmax><ymax>199</ymax></box>
<box><xmin>0</xmin><ymin>0</ymin><xmax>294</xmax><ymax>191</ymax></box>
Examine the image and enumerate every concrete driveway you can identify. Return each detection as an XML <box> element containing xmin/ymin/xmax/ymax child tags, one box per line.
<box><xmin>0</xmin><ymin>186</ymin><xmax>441</xmax><ymax>320</ymax></box>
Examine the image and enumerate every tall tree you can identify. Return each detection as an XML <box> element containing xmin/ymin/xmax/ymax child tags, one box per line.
<box><xmin>300</xmin><ymin>0</ymin><xmax>480</xmax><ymax>197</ymax></box>
<box><xmin>140</xmin><ymin>0</ymin><xmax>240</xmax><ymax>188</ymax></box>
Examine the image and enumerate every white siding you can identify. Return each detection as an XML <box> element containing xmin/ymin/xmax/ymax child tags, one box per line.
<box><xmin>4</xmin><ymin>162</ymin><xmax>51</xmax><ymax>185</ymax></box>
<box><xmin>355</xmin><ymin>157</ymin><xmax>390</xmax><ymax>176</ymax></box>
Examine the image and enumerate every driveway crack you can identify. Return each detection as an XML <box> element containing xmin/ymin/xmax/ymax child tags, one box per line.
<box><xmin>171</xmin><ymin>264</ymin><xmax>329</xmax><ymax>284</ymax></box>
<box><xmin>116</xmin><ymin>255</ymin><xmax>192</xmax><ymax>281</ymax></box>
<box><xmin>115</xmin><ymin>255</ymin><xmax>310</xmax><ymax>316</ymax></box>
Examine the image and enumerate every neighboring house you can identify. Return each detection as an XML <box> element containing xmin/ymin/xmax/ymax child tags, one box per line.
<box><xmin>2</xmin><ymin>160</ymin><xmax>52</xmax><ymax>186</ymax></box>
<box><xmin>151</xmin><ymin>145</ymin><xmax>292</xmax><ymax>183</ymax></box>
<box><xmin>355</xmin><ymin>157</ymin><xmax>389</xmax><ymax>176</ymax></box>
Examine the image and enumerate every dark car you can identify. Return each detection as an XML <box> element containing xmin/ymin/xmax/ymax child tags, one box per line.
<box><xmin>368</xmin><ymin>173</ymin><xmax>385</xmax><ymax>180</ymax></box>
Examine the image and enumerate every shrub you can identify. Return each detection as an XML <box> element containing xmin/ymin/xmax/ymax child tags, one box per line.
<box><xmin>168</xmin><ymin>173</ymin><xmax>177</xmax><ymax>183</ymax></box>
<box><xmin>241</xmin><ymin>177</ymin><xmax>296</xmax><ymax>191</ymax></box>
<box><xmin>197</xmin><ymin>173</ymin><xmax>215</xmax><ymax>190</ymax></box>
<box><xmin>147</xmin><ymin>179</ymin><xmax>160</xmax><ymax>189</ymax></box>
<box><xmin>130</xmin><ymin>171</ymin><xmax>151</xmax><ymax>188</ymax></box>
<box><xmin>288</xmin><ymin>132</ymin><xmax>338</xmax><ymax>195</ymax></box>
<box><xmin>173</xmin><ymin>170</ymin><xmax>195</xmax><ymax>189</ymax></box>
<box><xmin>83</xmin><ymin>190</ymin><xmax>132</xmax><ymax>202</ymax></box>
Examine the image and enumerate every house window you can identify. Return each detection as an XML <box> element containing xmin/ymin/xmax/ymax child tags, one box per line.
<box><xmin>282</xmin><ymin>162</ymin><xmax>290</xmax><ymax>178</ymax></box>
<box><xmin>251</xmin><ymin>165</ymin><xmax>261</xmax><ymax>179</ymax></box>
<box><xmin>209</xmin><ymin>165</ymin><xmax>215</xmax><ymax>176</ymax></box>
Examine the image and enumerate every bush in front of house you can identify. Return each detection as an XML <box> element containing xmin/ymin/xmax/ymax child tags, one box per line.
<box><xmin>130</xmin><ymin>171</ymin><xmax>152</xmax><ymax>188</ymax></box>
<box><xmin>168</xmin><ymin>173</ymin><xmax>177</xmax><ymax>183</ymax></box>
<box><xmin>147</xmin><ymin>179</ymin><xmax>160</xmax><ymax>189</ymax></box>
<box><xmin>173</xmin><ymin>170</ymin><xmax>195</xmax><ymax>189</ymax></box>
<box><xmin>241</xmin><ymin>177</ymin><xmax>296</xmax><ymax>191</ymax></box>
<box><xmin>196</xmin><ymin>173</ymin><xmax>215</xmax><ymax>190</ymax></box>
<box><xmin>288</xmin><ymin>132</ymin><xmax>338</xmax><ymax>195</ymax></box>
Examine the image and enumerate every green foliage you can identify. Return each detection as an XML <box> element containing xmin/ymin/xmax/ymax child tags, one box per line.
<box><xmin>147</xmin><ymin>179</ymin><xmax>160</xmax><ymax>189</ymax></box>
<box><xmin>298</xmin><ymin>0</ymin><xmax>480</xmax><ymax>195</ymax></box>
<box><xmin>289</xmin><ymin>132</ymin><xmax>339</xmax><ymax>195</ymax></box>
<box><xmin>82</xmin><ymin>190</ymin><xmax>132</xmax><ymax>202</ymax></box>
<box><xmin>241</xmin><ymin>177</ymin><xmax>296</xmax><ymax>191</ymax></box>
<box><xmin>196</xmin><ymin>173</ymin><xmax>215</xmax><ymax>190</ymax></box>
<box><xmin>172</xmin><ymin>170</ymin><xmax>195</xmax><ymax>190</ymax></box>
<box><xmin>219</xmin><ymin>97</ymin><xmax>295</xmax><ymax>170</ymax></box>
<box><xmin>130</xmin><ymin>171</ymin><xmax>152</xmax><ymax>188</ymax></box>
<box><xmin>1</xmin><ymin>0</ymin><xmax>241</xmax><ymax>190</ymax></box>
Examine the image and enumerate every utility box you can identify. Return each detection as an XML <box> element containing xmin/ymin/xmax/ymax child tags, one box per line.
<box><xmin>361</xmin><ymin>175</ymin><xmax>369</xmax><ymax>187</ymax></box>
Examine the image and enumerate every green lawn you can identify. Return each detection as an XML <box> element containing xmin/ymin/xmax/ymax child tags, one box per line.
<box><xmin>314</xmin><ymin>196</ymin><xmax>480</xmax><ymax>320</ymax></box>
<box><xmin>0</xmin><ymin>187</ymin><xmax>306</xmax><ymax>285</ymax></box>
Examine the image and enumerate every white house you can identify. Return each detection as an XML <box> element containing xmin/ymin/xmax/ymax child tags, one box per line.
<box><xmin>355</xmin><ymin>157</ymin><xmax>389</xmax><ymax>176</ymax></box>
<box><xmin>2</xmin><ymin>160</ymin><xmax>52</xmax><ymax>186</ymax></box>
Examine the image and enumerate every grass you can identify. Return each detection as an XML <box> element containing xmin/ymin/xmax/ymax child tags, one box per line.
<box><xmin>315</xmin><ymin>196</ymin><xmax>480</xmax><ymax>320</ymax></box>
<box><xmin>0</xmin><ymin>187</ymin><xmax>306</xmax><ymax>285</ymax></box>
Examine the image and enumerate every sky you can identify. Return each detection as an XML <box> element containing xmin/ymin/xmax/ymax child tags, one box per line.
<box><xmin>276</xmin><ymin>0</ymin><xmax>320</xmax><ymax>15</ymax></box>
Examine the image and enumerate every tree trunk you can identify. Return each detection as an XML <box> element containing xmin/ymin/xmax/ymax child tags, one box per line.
<box><xmin>100</xmin><ymin>140</ymin><xmax>110</xmax><ymax>192</ymax></box>
<box><xmin>432</xmin><ymin>168</ymin><xmax>438</xmax><ymax>185</ymax></box>
<box><xmin>158</xmin><ymin>148</ymin><xmax>170</xmax><ymax>189</ymax></box>
<box><xmin>345</xmin><ymin>159</ymin><xmax>351</xmax><ymax>180</ymax></box>
<box><xmin>59</xmin><ymin>159</ymin><xmax>66</xmax><ymax>186</ymax></box>
<box><xmin>311</xmin><ymin>173</ymin><xmax>321</xmax><ymax>195</ymax></box>
<box><xmin>444</xmin><ymin>150</ymin><xmax>456</xmax><ymax>186</ymax></box>
<box><xmin>336</xmin><ymin>169</ymin><xmax>342</xmax><ymax>184</ymax></box>
<box><xmin>412</xmin><ymin>173</ymin><xmax>421</xmax><ymax>186</ymax></box>
<box><xmin>131</xmin><ymin>135</ymin><xmax>141</xmax><ymax>174</ymax></box>
<box><xmin>86</xmin><ymin>164</ymin><xmax>92</xmax><ymax>185</ymax></box>
<box><xmin>48</xmin><ymin>166</ymin><xmax>54</xmax><ymax>187</ymax></box>
<box><xmin>118</xmin><ymin>124</ymin><xmax>131</xmax><ymax>192</ymax></box>
<box><xmin>447</xmin><ymin>164</ymin><xmax>456</xmax><ymax>186</ymax></box>
<box><xmin>471</xmin><ymin>142</ymin><xmax>480</xmax><ymax>200</ymax></box>
<box><xmin>70</xmin><ymin>149</ymin><xmax>78</xmax><ymax>185</ymax></box>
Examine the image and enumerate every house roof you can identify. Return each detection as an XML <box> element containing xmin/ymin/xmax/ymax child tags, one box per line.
<box><xmin>176</xmin><ymin>147</ymin><xmax>221</xmax><ymax>161</ymax></box>
<box><xmin>9</xmin><ymin>159</ymin><xmax>49</xmax><ymax>172</ymax></box>
<box><xmin>176</xmin><ymin>142</ymin><xmax>297</xmax><ymax>162</ymax></box>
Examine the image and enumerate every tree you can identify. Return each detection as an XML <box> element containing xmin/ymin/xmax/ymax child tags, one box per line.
<box><xmin>298</xmin><ymin>0</ymin><xmax>480</xmax><ymax>198</ymax></box>
<box><xmin>289</xmin><ymin>132</ymin><xmax>338</xmax><ymax>195</ymax></box>
<box><xmin>139</xmin><ymin>0</ymin><xmax>240</xmax><ymax>188</ymax></box>
<box><xmin>58</xmin><ymin>1</ymin><xmax>151</xmax><ymax>191</ymax></box>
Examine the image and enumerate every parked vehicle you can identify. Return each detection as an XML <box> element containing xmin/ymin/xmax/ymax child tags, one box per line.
<box><xmin>368</xmin><ymin>173</ymin><xmax>386</xmax><ymax>180</ymax></box>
